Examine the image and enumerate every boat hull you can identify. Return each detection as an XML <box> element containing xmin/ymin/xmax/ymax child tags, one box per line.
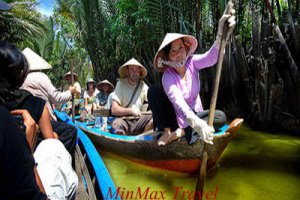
<box><xmin>79</xmin><ymin>118</ymin><xmax>243</xmax><ymax>174</ymax></box>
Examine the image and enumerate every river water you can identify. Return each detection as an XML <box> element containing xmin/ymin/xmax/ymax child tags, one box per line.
<box><xmin>99</xmin><ymin>125</ymin><xmax>300</xmax><ymax>200</ymax></box>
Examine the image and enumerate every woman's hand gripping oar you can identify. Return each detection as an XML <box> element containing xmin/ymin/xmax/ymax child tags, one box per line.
<box><xmin>195</xmin><ymin>1</ymin><xmax>236</xmax><ymax>200</ymax></box>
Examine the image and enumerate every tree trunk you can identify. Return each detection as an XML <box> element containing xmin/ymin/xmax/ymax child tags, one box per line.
<box><xmin>295</xmin><ymin>0</ymin><xmax>299</xmax><ymax>20</ymax></box>
<box><xmin>275</xmin><ymin>0</ymin><xmax>281</xmax><ymax>16</ymax></box>
<box><xmin>274</xmin><ymin>25</ymin><xmax>299</xmax><ymax>81</ymax></box>
<box><xmin>286</xmin><ymin>2</ymin><xmax>298</xmax><ymax>51</ymax></box>
<box><xmin>252</xmin><ymin>8</ymin><xmax>262</xmax><ymax>118</ymax></box>
<box><xmin>195</xmin><ymin>0</ymin><xmax>201</xmax><ymax>50</ymax></box>
<box><xmin>265</xmin><ymin>0</ymin><xmax>277</xmax><ymax>23</ymax></box>
<box><xmin>234</xmin><ymin>36</ymin><xmax>253</xmax><ymax>114</ymax></box>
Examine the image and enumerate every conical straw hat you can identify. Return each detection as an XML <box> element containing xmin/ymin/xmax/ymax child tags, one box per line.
<box><xmin>153</xmin><ymin>33</ymin><xmax>198</xmax><ymax>70</ymax></box>
<box><xmin>118</xmin><ymin>58</ymin><xmax>147</xmax><ymax>79</ymax></box>
<box><xmin>22</xmin><ymin>48</ymin><xmax>52</xmax><ymax>71</ymax></box>
<box><xmin>96</xmin><ymin>79</ymin><xmax>114</xmax><ymax>92</ymax></box>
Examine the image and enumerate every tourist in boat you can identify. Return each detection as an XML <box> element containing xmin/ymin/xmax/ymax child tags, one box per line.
<box><xmin>63</xmin><ymin>71</ymin><xmax>82</xmax><ymax>115</ymax></box>
<box><xmin>21</xmin><ymin>47</ymin><xmax>79</xmax><ymax>159</ymax></box>
<box><xmin>148</xmin><ymin>4</ymin><xmax>236</xmax><ymax>145</ymax></box>
<box><xmin>0</xmin><ymin>44</ymin><xmax>58</xmax><ymax>143</ymax></box>
<box><xmin>64</xmin><ymin>71</ymin><xmax>82</xmax><ymax>98</ymax></box>
<box><xmin>82</xmin><ymin>78</ymin><xmax>99</xmax><ymax>114</ymax></box>
<box><xmin>0</xmin><ymin>105</ymin><xmax>48</xmax><ymax>200</ymax></box>
<box><xmin>95</xmin><ymin>79</ymin><xmax>114</xmax><ymax>109</ymax></box>
<box><xmin>0</xmin><ymin>41</ymin><xmax>78</xmax><ymax>200</ymax></box>
<box><xmin>0</xmin><ymin>38</ymin><xmax>47</xmax><ymax>200</ymax></box>
<box><xmin>111</xmin><ymin>58</ymin><xmax>153</xmax><ymax>135</ymax></box>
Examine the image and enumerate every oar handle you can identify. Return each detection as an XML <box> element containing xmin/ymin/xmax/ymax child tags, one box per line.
<box><xmin>70</xmin><ymin>61</ymin><xmax>75</xmax><ymax>123</ymax></box>
<box><xmin>195</xmin><ymin>1</ymin><xmax>233</xmax><ymax>200</ymax></box>
<box><xmin>207</xmin><ymin>1</ymin><xmax>233</xmax><ymax>126</ymax></box>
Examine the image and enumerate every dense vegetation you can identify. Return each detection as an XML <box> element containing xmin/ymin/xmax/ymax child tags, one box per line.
<box><xmin>1</xmin><ymin>0</ymin><xmax>299</xmax><ymax>133</ymax></box>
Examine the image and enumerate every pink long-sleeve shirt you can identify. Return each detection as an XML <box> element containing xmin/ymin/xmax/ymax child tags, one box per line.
<box><xmin>162</xmin><ymin>43</ymin><xmax>219</xmax><ymax>128</ymax></box>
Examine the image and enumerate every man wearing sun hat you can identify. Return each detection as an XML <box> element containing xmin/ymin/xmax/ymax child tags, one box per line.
<box><xmin>63</xmin><ymin>71</ymin><xmax>82</xmax><ymax>115</ymax></box>
<box><xmin>111</xmin><ymin>58</ymin><xmax>153</xmax><ymax>135</ymax></box>
<box><xmin>64</xmin><ymin>71</ymin><xmax>82</xmax><ymax>98</ymax></box>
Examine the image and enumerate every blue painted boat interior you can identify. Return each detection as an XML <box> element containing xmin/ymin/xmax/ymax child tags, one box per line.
<box><xmin>54</xmin><ymin>110</ymin><xmax>120</xmax><ymax>200</ymax></box>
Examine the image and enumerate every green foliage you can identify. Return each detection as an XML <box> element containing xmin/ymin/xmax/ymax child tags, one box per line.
<box><xmin>52</xmin><ymin>13</ymin><xmax>91</xmax><ymax>88</ymax></box>
<box><xmin>0</xmin><ymin>0</ymin><xmax>45</xmax><ymax>44</ymax></box>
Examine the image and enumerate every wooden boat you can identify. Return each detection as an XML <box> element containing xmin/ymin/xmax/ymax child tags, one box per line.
<box><xmin>56</xmin><ymin>110</ymin><xmax>243</xmax><ymax>174</ymax></box>
<box><xmin>59</xmin><ymin>112</ymin><xmax>120</xmax><ymax>200</ymax></box>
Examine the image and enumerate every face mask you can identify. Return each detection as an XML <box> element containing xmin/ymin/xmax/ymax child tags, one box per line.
<box><xmin>158</xmin><ymin>58</ymin><xmax>185</xmax><ymax>69</ymax></box>
<box><xmin>157</xmin><ymin>48</ymin><xmax>193</xmax><ymax>69</ymax></box>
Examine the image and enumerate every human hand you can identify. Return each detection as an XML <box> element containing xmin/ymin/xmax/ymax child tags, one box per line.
<box><xmin>131</xmin><ymin>106</ymin><xmax>141</xmax><ymax>117</ymax></box>
<box><xmin>11</xmin><ymin>109</ymin><xmax>37</xmax><ymax>149</ymax></box>
<box><xmin>11</xmin><ymin>109</ymin><xmax>36</xmax><ymax>134</ymax></box>
<box><xmin>85</xmin><ymin>105</ymin><xmax>92</xmax><ymax>114</ymax></box>
<box><xmin>217</xmin><ymin>1</ymin><xmax>236</xmax><ymax>42</ymax></box>
<box><xmin>186</xmin><ymin>112</ymin><xmax>214</xmax><ymax>145</ymax></box>
<box><xmin>69</xmin><ymin>85</ymin><xmax>81</xmax><ymax>95</ymax></box>
<box><xmin>53</xmin><ymin>132</ymin><xmax>59</xmax><ymax>139</ymax></box>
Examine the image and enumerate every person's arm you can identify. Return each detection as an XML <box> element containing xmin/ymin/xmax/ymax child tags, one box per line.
<box><xmin>74</xmin><ymin>82</ymin><xmax>81</xmax><ymax>98</ymax></box>
<box><xmin>94</xmin><ymin>93</ymin><xmax>102</xmax><ymax>109</ymax></box>
<box><xmin>84</xmin><ymin>97</ymin><xmax>93</xmax><ymax>114</ymax></box>
<box><xmin>142</xmin><ymin>82</ymin><xmax>149</xmax><ymax>103</ymax></box>
<box><xmin>38</xmin><ymin>106</ymin><xmax>57</xmax><ymax>139</ymax></box>
<box><xmin>111</xmin><ymin>100</ymin><xmax>140</xmax><ymax>117</ymax></box>
<box><xmin>92</xmin><ymin>102</ymin><xmax>97</xmax><ymax>113</ymax></box>
<box><xmin>41</xmin><ymin>73</ymin><xmax>78</xmax><ymax>104</ymax></box>
<box><xmin>111</xmin><ymin>81</ymin><xmax>140</xmax><ymax>117</ymax></box>
<box><xmin>10</xmin><ymin>109</ymin><xmax>37</xmax><ymax>150</ymax></box>
<box><xmin>84</xmin><ymin>97</ymin><xmax>88</xmax><ymax>107</ymax></box>
<box><xmin>34</xmin><ymin>166</ymin><xmax>46</xmax><ymax>194</ymax></box>
<box><xmin>5</xmin><ymin>108</ymin><xmax>47</xmax><ymax>197</ymax></box>
<box><xmin>162</xmin><ymin>77</ymin><xmax>193</xmax><ymax>128</ymax></box>
<box><xmin>191</xmin><ymin>44</ymin><xmax>219</xmax><ymax>70</ymax></box>
<box><xmin>192</xmin><ymin>5</ymin><xmax>236</xmax><ymax>71</ymax></box>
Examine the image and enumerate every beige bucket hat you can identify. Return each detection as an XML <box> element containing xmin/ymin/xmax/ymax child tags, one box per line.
<box><xmin>118</xmin><ymin>58</ymin><xmax>147</xmax><ymax>79</ymax></box>
<box><xmin>86</xmin><ymin>78</ymin><xmax>95</xmax><ymax>84</ymax></box>
<box><xmin>96</xmin><ymin>79</ymin><xmax>114</xmax><ymax>92</ymax></box>
<box><xmin>64</xmin><ymin>71</ymin><xmax>78</xmax><ymax>80</ymax></box>
<box><xmin>153</xmin><ymin>33</ymin><xmax>198</xmax><ymax>70</ymax></box>
<box><xmin>22</xmin><ymin>47</ymin><xmax>52</xmax><ymax>71</ymax></box>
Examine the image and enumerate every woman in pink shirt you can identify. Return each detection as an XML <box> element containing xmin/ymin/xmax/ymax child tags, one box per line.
<box><xmin>148</xmin><ymin>5</ymin><xmax>236</xmax><ymax>146</ymax></box>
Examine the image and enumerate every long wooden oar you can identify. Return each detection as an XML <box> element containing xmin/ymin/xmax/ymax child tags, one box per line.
<box><xmin>70</xmin><ymin>61</ymin><xmax>75</xmax><ymax>123</ymax></box>
<box><xmin>195</xmin><ymin>1</ymin><xmax>233</xmax><ymax>199</ymax></box>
